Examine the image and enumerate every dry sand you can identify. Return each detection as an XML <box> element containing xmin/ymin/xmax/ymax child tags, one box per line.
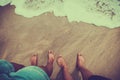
<box><xmin>0</xmin><ymin>5</ymin><xmax>120</xmax><ymax>80</ymax></box>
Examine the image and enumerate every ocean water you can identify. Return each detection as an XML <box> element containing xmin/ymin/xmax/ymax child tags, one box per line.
<box><xmin>0</xmin><ymin>0</ymin><xmax>120</xmax><ymax>28</ymax></box>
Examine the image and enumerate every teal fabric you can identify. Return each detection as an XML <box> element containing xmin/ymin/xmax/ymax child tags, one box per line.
<box><xmin>0</xmin><ymin>59</ymin><xmax>14</xmax><ymax>80</ymax></box>
<box><xmin>0</xmin><ymin>59</ymin><xmax>50</xmax><ymax>80</ymax></box>
<box><xmin>0</xmin><ymin>74</ymin><xmax>12</xmax><ymax>80</ymax></box>
<box><xmin>10</xmin><ymin>66</ymin><xmax>50</xmax><ymax>80</ymax></box>
<box><xmin>0</xmin><ymin>59</ymin><xmax>14</xmax><ymax>74</ymax></box>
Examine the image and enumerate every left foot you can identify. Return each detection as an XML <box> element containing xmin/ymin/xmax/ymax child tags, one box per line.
<box><xmin>76</xmin><ymin>53</ymin><xmax>85</xmax><ymax>69</ymax></box>
<box><xmin>48</xmin><ymin>50</ymin><xmax>55</xmax><ymax>64</ymax></box>
<box><xmin>30</xmin><ymin>54</ymin><xmax>38</xmax><ymax>66</ymax></box>
<box><xmin>57</xmin><ymin>55</ymin><xmax>68</xmax><ymax>69</ymax></box>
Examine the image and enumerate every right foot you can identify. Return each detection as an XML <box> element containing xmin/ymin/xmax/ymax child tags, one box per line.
<box><xmin>30</xmin><ymin>54</ymin><xmax>38</xmax><ymax>66</ymax></box>
<box><xmin>76</xmin><ymin>53</ymin><xmax>85</xmax><ymax>69</ymax></box>
<box><xmin>57</xmin><ymin>55</ymin><xmax>68</xmax><ymax>69</ymax></box>
<box><xmin>48</xmin><ymin>50</ymin><xmax>55</xmax><ymax>64</ymax></box>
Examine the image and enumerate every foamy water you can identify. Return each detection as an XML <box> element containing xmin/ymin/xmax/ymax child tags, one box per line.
<box><xmin>0</xmin><ymin>0</ymin><xmax>120</xmax><ymax>28</ymax></box>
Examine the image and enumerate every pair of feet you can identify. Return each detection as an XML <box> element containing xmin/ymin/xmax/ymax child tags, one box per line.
<box><xmin>57</xmin><ymin>53</ymin><xmax>85</xmax><ymax>70</ymax></box>
<box><xmin>30</xmin><ymin>50</ymin><xmax>85</xmax><ymax>69</ymax></box>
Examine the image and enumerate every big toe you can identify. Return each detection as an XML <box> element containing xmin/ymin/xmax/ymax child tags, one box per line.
<box><xmin>76</xmin><ymin>53</ymin><xmax>85</xmax><ymax>68</ymax></box>
<box><xmin>57</xmin><ymin>56</ymin><xmax>67</xmax><ymax>68</ymax></box>
<box><xmin>48</xmin><ymin>50</ymin><xmax>55</xmax><ymax>63</ymax></box>
<box><xmin>30</xmin><ymin>54</ymin><xmax>38</xmax><ymax>65</ymax></box>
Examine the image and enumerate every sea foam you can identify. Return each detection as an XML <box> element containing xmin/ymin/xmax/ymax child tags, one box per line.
<box><xmin>0</xmin><ymin>0</ymin><xmax>120</xmax><ymax>28</ymax></box>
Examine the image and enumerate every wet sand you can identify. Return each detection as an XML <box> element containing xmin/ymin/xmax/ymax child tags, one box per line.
<box><xmin>0</xmin><ymin>5</ymin><xmax>120</xmax><ymax>80</ymax></box>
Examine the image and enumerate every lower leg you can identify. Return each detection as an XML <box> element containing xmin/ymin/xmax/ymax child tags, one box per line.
<box><xmin>79</xmin><ymin>67</ymin><xmax>93</xmax><ymax>80</ymax></box>
<box><xmin>39</xmin><ymin>62</ymin><xmax>54</xmax><ymax>77</ymax></box>
<box><xmin>30</xmin><ymin>50</ymin><xmax>54</xmax><ymax>77</ymax></box>
<box><xmin>40</xmin><ymin>50</ymin><xmax>54</xmax><ymax>77</ymax></box>
<box><xmin>57</xmin><ymin>56</ymin><xmax>74</xmax><ymax>80</ymax></box>
<box><xmin>76</xmin><ymin>53</ymin><xmax>93</xmax><ymax>80</ymax></box>
<box><xmin>11</xmin><ymin>62</ymin><xmax>25</xmax><ymax>71</ymax></box>
<box><xmin>62</xmin><ymin>66</ymin><xmax>74</xmax><ymax>80</ymax></box>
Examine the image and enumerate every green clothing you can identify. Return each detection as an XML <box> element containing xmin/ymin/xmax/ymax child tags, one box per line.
<box><xmin>0</xmin><ymin>59</ymin><xmax>50</xmax><ymax>80</ymax></box>
<box><xmin>10</xmin><ymin>66</ymin><xmax>50</xmax><ymax>80</ymax></box>
<box><xmin>0</xmin><ymin>59</ymin><xmax>14</xmax><ymax>74</ymax></box>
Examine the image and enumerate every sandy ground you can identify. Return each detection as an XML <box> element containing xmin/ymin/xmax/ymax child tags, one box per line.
<box><xmin>0</xmin><ymin>5</ymin><xmax>120</xmax><ymax>80</ymax></box>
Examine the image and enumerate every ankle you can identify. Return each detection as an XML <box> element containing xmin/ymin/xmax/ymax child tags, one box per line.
<box><xmin>78</xmin><ymin>66</ymin><xmax>86</xmax><ymax>71</ymax></box>
<box><xmin>48</xmin><ymin>61</ymin><xmax>54</xmax><ymax>64</ymax></box>
<box><xmin>63</xmin><ymin>65</ymin><xmax>68</xmax><ymax>70</ymax></box>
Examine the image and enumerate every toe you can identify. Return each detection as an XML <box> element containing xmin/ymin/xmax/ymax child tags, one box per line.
<box><xmin>48</xmin><ymin>50</ymin><xmax>54</xmax><ymax>54</ymax></box>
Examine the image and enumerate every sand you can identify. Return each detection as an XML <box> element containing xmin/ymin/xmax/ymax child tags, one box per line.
<box><xmin>0</xmin><ymin>5</ymin><xmax>120</xmax><ymax>80</ymax></box>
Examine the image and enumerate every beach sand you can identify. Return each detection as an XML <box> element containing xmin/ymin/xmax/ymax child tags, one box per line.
<box><xmin>0</xmin><ymin>5</ymin><xmax>120</xmax><ymax>80</ymax></box>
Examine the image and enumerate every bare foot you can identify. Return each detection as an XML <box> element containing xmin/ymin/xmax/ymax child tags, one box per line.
<box><xmin>30</xmin><ymin>54</ymin><xmax>38</xmax><ymax>66</ymax></box>
<box><xmin>48</xmin><ymin>50</ymin><xmax>55</xmax><ymax>64</ymax></box>
<box><xmin>76</xmin><ymin>53</ymin><xmax>85</xmax><ymax>69</ymax></box>
<box><xmin>57</xmin><ymin>55</ymin><xmax>68</xmax><ymax>69</ymax></box>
